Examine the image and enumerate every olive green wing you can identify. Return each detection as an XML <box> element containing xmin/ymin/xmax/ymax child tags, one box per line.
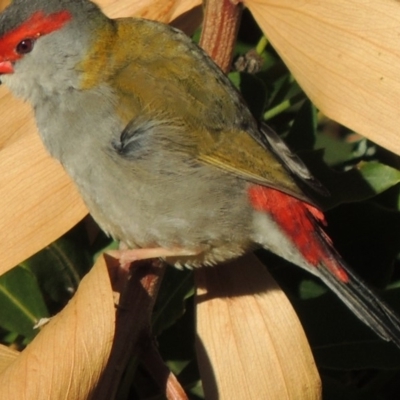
<box><xmin>196</xmin><ymin>123</ymin><xmax>317</xmax><ymax>203</ymax></box>
<box><xmin>106</xmin><ymin>19</ymin><xmax>323</xmax><ymax>203</ymax></box>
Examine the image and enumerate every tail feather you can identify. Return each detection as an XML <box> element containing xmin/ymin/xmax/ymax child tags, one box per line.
<box><xmin>249</xmin><ymin>184</ymin><xmax>400</xmax><ymax>347</ymax></box>
<box><xmin>317</xmin><ymin>245</ymin><xmax>400</xmax><ymax>347</ymax></box>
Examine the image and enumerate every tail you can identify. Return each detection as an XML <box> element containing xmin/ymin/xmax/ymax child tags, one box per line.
<box><xmin>249</xmin><ymin>185</ymin><xmax>400</xmax><ymax>347</ymax></box>
<box><xmin>317</xmin><ymin>251</ymin><xmax>400</xmax><ymax>346</ymax></box>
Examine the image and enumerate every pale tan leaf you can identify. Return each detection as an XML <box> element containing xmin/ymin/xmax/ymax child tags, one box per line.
<box><xmin>246</xmin><ymin>0</ymin><xmax>400</xmax><ymax>155</ymax></box>
<box><xmin>195</xmin><ymin>254</ymin><xmax>321</xmax><ymax>400</ymax></box>
<box><xmin>0</xmin><ymin>256</ymin><xmax>115</xmax><ymax>400</ymax></box>
<box><xmin>0</xmin><ymin>0</ymin><xmax>201</xmax><ymax>21</ymax></box>
<box><xmin>0</xmin><ymin>0</ymin><xmax>9</xmax><ymax>11</ymax></box>
<box><xmin>99</xmin><ymin>0</ymin><xmax>201</xmax><ymax>22</ymax></box>
<box><xmin>0</xmin><ymin>345</ymin><xmax>19</xmax><ymax>374</ymax></box>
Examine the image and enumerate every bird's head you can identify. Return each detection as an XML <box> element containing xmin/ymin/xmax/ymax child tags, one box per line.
<box><xmin>0</xmin><ymin>0</ymin><xmax>107</xmax><ymax>101</ymax></box>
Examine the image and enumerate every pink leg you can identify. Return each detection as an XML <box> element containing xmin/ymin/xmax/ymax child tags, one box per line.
<box><xmin>106</xmin><ymin>246</ymin><xmax>199</xmax><ymax>270</ymax></box>
<box><xmin>106</xmin><ymin>244</ymin><xmax>200</xmax><ymax>294</ymax></box>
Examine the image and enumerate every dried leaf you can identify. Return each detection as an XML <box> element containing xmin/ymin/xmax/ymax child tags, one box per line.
<box><xmin>246</xmin><ymin>0</ymin><xmax>400</xmax><ymax>155</ymax></box>
<box><xmin>0</xmin><ymin>0</ymin><xmax>9</xmax><ymax>11</ymax></box>
<box><xmin>195</xmin><ymin>254</ymin><xmax>321</xmax><ymax>399</ymax></box>
<box><xmin>0</xmin><ymin>256</ymin><xmax>115</xmax><ymax>399</ymax></box>
<box><xmin>100</xmin><ymin>0</ymin><xmax>201</xmax><ymax>22</ymax></box>
<box><xmin>0</xmin><ymin>345</ymin><xmax>18</xmax><ymax>374</ymax></box>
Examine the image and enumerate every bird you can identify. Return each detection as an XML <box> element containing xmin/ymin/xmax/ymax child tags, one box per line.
<box><xmin>0</xmin><ymin>0</ymin><xmax>400</xmax><ymax>347</ymax></box>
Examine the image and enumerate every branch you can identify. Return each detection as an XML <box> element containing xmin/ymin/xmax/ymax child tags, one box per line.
<box><xmin>199</xmin><ymin>0</ymin><xmax>243</xmax><ymax>73</ymax></box>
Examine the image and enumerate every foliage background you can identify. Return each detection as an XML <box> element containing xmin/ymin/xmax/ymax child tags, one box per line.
<box><xmin>1</xmin><ymin>6</ymin><xmax>400</xmax><ymax>400</ymax></box>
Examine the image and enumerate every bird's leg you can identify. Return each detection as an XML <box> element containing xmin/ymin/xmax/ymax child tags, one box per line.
<box><xmin>106</xmin><ymin>244</ymin><xmax>199</xmax><ymax>270</ymax></box>
<box><xmin>105</xmin><ymin>244</ymin><xmax>199</xmax><ymax>296</ymax></box>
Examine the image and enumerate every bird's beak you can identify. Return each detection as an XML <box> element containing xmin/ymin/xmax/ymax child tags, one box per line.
<box><xmin>0</xmin><ymin>61</ymin><xmax>14</xmax><ymax>74</ymax></box>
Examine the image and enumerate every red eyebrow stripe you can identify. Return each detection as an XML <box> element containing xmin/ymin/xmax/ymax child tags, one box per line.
<box><xmin>0</xmin><ymin>10</ymin><xmax>72</xmax><ymax>61</ymax></box>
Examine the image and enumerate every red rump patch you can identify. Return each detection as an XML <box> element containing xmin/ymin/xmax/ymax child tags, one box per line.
<box><xmin>0</xmin><ymin>11</ymin><xmax>72</xmax><ymax>62</ymax></box>
<box><xmin>248</xmin><ymin>185</ymin><xmax>349</xmax><ymax>283</ymax></box>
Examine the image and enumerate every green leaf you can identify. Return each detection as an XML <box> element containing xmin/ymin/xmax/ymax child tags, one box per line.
<box><xmin>314</xmin><ymin>341</ymin><xmax>400</xmax><ymax>370</ymax></box>
<box><xmin>314</xmin><ymin>130</ymin><xmax>358</xmax><ymax>167</ymax></box>
<box><xmin>357</xmin><ymin>161</ymin><xmax>400</xmax><ymax>195</ymax></box>
<box><xmin>325</xmin><ymin>202</ymin><xmax>400</xmax><ymax>284</ymax></box>
<box><xmin>288</xmin><ymin>286</ymin><xmax>400</xmax><ymax>361</ymax></box>
<box><xmin>157</xmin><ymin>296</ymin><xmax>200</xmax><ymax>391</ymax></box>
<box><xmin>228</xmin><ymin>70</ymin><xmax>241</xmax><ymax>88</ymax></box>
<box><xmin>268</xmin><ymin>73</ymin><xmax>300</xmax><ymax>109</ymax></box>
<box><xmin>286</xmin><ymin>99</ymin><xmax>317</xmax><ymax>151</ymax></box>
<box><xmin>299</xmin><ymin>279</ymin><xmax>327</xmax><ymax>299</ymax></box>
<box><xmin>301</xmin><ymin>154</ymin><xmax>400</xmax><ymax>209</ymax></box>
<box><xmin>21</xmin><ymin>232</ymin><xmax>93</xmax><ymax>307</ymax></box>
<box><xmin>229</xmin><ymin>71</ymin><xmax>267</xmax><ymax>119</ymax></box>
<box><xmin>152</xmin><ymin>267</ymin><xmax>194</xmax><ymax>336</ymax></box>
<box><xmin>0</xmin><ymin>266</ymin><xmax>49</xmax><ymax>340</ymax></box>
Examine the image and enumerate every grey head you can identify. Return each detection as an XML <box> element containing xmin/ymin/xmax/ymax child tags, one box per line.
<box><xmin>0</xmin><ymin>0</ymin><xmax>108</xmax><ymax>102</ymax></box>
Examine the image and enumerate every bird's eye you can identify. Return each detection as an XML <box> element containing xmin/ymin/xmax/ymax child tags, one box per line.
<box><xmin>16</xmin><ymin>38</ymin><xmax>34</xmax><ymax>55</ymax></box>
